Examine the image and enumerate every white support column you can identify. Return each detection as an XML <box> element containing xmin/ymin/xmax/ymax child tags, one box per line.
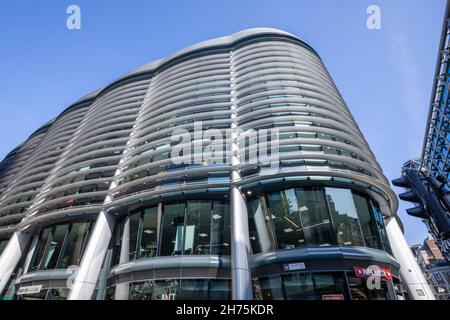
<box><xmin>385</xmin><ymin>217</ymin><xmax>436</xmax><ymax>300</ymax></box>
<box><xmin>0</xmin><ymin>231</ymin><xmax>31</xmax><ymax>293</ymax></box>
<box><xmin>114</xmin><ymin>217</ymin><xmax>130</xmax><ymax>300</ymax></box>
<box><xmin>229</xmin><ymin>51</ymin><xmax>253</xmax><ymax>300</ymax></box>
<box><xmin>230</xmin><ymin>186</ymin><xmax>253</xmax><ymax>300</ymax></box>
<box><xmin>67</xmin><ymin>210</ymin><xmax>116</xmax><ymax>300</ymax></box>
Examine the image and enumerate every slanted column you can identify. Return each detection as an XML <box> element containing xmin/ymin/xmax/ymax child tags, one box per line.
<box><xmin>385</xmin><ymin>217</ymin><xmax>436</xmax><ymax>300</ymax></box>
<box><xmin>0</xmin><ymin>231</ymin><xmax>31</xmax><ymax>293</ymax></box>
<box><xmin>67</xmin><ymin>210</ymin><xmax>117</xmax><ymax>300</ymax></box>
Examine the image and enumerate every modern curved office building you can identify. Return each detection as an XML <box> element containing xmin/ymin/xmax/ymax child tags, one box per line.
<box><xmin>0</xmin><ymin>28</ymin><xmax>433</xmax><ymax>300</ymax></box>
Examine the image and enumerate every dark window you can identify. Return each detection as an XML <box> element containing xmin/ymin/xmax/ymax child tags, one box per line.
<box><xmin>180</xmin><ymin>279</ymin><xmax>209</xmax><ymax>300</ymax></box>
<box><xmin>130</xmin><ymin>281</ymin><xmax>153</xmax><ymax>300</ymax></box>
<box><xmin>153</xmin><ymin>279</ymin><xmax>180</xmax><ymax>300</ymax></box>
<box><xmin>353</xmin><ymin>193</ymin><xmax>383</xmax><ymax>250</ymax></box>
<box><xmin>254</xmin><ymin>276</ymin><xmax>284</xmax><ymax>300</ymax></box>
<box><xmin>248</xmin><ymin>198</ymin><xmax>275</xmax><ymax>254</ymax></box>
<box><xmin>296</xmin><ymin>188</ymin><xmax>335</xmax><ymax>246</ymax></box>
<box><xmin>59</xmin><ymin>221</ymin><xmax>91</xmax><ymax>268</ymax></box>
<box><xmin>209</xmin><ymin>279</ymin><xmax>231</xmax><ymax>300</ymax></box>
<box><xmin>138</xmin><ymin>207</ymin><xmax>158</xmax><ymax>259</ymax></box>
<box><xmin>42</xmin><ymin>224</ymin><xmax>69</xmax><ymax>270</ymax></box>
<box><xmin>282</xmin><ymin>273</ymin><xmax>316</xmax><ymax>300</ymax></box>
<box><xmin>267</xmin><ymin>189</ymin><xmax>305</xmax><ymax>250</ymax></box>
<box><xmin>185</xmin><ymin>201</ymin><xmax>211</xmax><ymax>255</ymax></box>
<box><xmin>160</xmin><ymin>203</ymin><xmax>185</xmax><ymax>256</ymax></box>
<box><xmin>210</xmin><ymin>201</ymin><xmax>231</xmax><ymax>255</ymax></box>
<box><xmin>325</xmin><ymin>188</ymin><xmax>365</xmax><ymax>247</ymax></box>
<box><xmin>129</xmin><ymin>212</ymin><xmax>141</xmax><ymax>260</ymax></box>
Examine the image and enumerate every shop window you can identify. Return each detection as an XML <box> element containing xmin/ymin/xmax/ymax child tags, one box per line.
<box><xmin>282</xmin><ymin>273</ymin><xmax>316</xmax><ymax>300</ymax></box>
<box><xmin>180</xmin><ymin>279</ymin><xmax>209</xmax><ymax>300</ymax></box>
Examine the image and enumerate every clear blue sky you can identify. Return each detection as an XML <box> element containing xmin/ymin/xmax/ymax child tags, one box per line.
<box><xmin>0</xmin><ymin>0</ymin><xmax>446</xmax><ymax>245</ymax></box>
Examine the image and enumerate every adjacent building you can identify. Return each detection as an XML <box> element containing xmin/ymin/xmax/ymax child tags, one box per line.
<box><xmin>411</xmin><ymin>236</ymin><xmax>450</xmax><ymax>300</ymax></box>
<box><xmin>394</xmin><ymin>1</ymin><xmax>450</xmax><ymax>263</ymax></box>
<box><xmin>0</xmin><ymin>28</ymin><xmax>433</xmax><ymax>300</ymax></box>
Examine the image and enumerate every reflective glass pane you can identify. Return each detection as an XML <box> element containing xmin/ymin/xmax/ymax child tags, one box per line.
<box><xmin>112</xmin><ymin>219</ymin><xmax>125</xmax><ymax>266</ymax></box>
<box><xmin>153</xmin><ymin>279</ymin><xmax>180</xmax><ymax>300</ymax></box>
<box><xmin>248</xmin><ymin>198</ymin><xmax>275</xmax><ymax>254</ymax></box>
<box><xmin>47</xmin><ymin>288</ymin><xmax>70</xmax><ymax>300</ymax></box>
<box><xmin>211</xmin><ymin>201</ymin><xmax>231</xmax><ymax>255</ymax></box>
<box><xmin>267</xmin><ymin>189</ymin><xmax>305</xmax><ymax>250</ymax></box>
<box><xmin>295</xmin><ymin>188</ymin><xmax>335</xmax><ymax>246</ymax></box>
<box><xmin>348</xmin><ymin>275</ymin><xmax>390</xmax><ymax>300</ymax></box>
<box><xmin>313</xmin><ymin>273</ymin><xmax>346</xmax><ymax>300</ymax></box>
<box><xmin>29</xmin><ymin>228</ymin><xmax>51</xmax><ymax>272</ymax></box>
<box><xmin>129</xmin><ymin>212</ymin><xmax>141</xmax><ymax>260</ymax></box>
<box><xmin>325</xmin><ymin>188</ymin><xmax>365</xmax><ymax>247</ymax></box>
<box><xmin>130</xmin><ymin>281</ymin><xmax>153</xmax><ymax>300</ymax></box>
<box><xmin>254</xmin><ymin>277</ymin><xmax>284</xmax><ymax>300</ymax></box>
<box><xmin>139</xmin><ymin>207</ymin><xmax>158</xmax><ymax>259</ymax></box>
<box><xmin>352</xmin><ymin>193</ymin><xmax>383</xmax><ymax>250</ymax></box>
<box><xmin>371</xmin><ymin>202</ymin><xmax>392</xmax><ymax>254</ymax></box>
<box><xmin>282</xmin><ymin>273</ymin><xmax>316</xmax><ymax>300</ymax></box>
<box><xmin>185</xmin><ymin>200</ymin><xmax>211</xmax><ymax>255</ymax></box>
<box><xmin>209</xmin><ymin>279</ymin><xmax>231</xmax><ymax>300</ymax></box>
<box><xmin>59</xmin><ymin>221</ymin><xmax>91</xmax><ymax>268</ymax></box>
<box><xmin>160</xmin><ymin>203</ymin><xmax>185</xmax><ymax>256</ymax></box>
<box><xmin>180</xmin><ymin>279</ymin><xmax>209</xmax><ymax>300</ymax></box>
<box><xmin>42</xmin><ymin>225</ymin><xmax>69</xmax><ymax>270</ymax></box>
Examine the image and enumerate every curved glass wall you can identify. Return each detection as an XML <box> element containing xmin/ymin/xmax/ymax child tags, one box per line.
<box><xmin>28</xmin><ymin>219</ymin><xmax>95</xmax><ymax>272</ymax></box>
<box><xmin>106</xmin><ymin>279</ymin><xmax>231</xmax><ymax>300</ymax></box>
<box><xmin>247</xmin><ymin>186</ymin><xmax>391</xmax><ymax>254</ymax></box>
<box><xmin>112</xmin><ymin>200</ymin><xmax>230</xmax><ymax>265</ymax></box>
<box><xmin>252</xmin><ymin>271</ymin><xmax>391</xmax><ymax>300</ymax></box>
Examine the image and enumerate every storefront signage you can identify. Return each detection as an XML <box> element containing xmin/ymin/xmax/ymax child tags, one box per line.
<box><xmin>353</xmin><ymin>266</ymin><xmax>392</xmax><ymax>280</ymax></box>
<box><xmin>16</xmin><ymin>285</ymin><xmax>43</xmax><ymax>295</ymax></box>
<box><xmin>283</xmin><ymin>262</ymin><xmax>306</xmax><ymax>271</ymax></box>
<box><xmin>322</xmin><ymin>294</ymin><xmax>345</xmax><ymax>300</ymax></box>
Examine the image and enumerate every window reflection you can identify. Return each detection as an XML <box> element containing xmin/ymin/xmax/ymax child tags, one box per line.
<box><xmin>160</xmin><ymin>203</ymin><xmax>185</xmax><ymax>256</ymax></box>
<box><xmin>107</xmin><ymin>279</ymin><xmax>232</xmax><ymax>300</ymax></box>
<box><xmin>247</xmin><ymin>187</ymin><xmax>391</xmax><ymax>254</ymax></box>
<box><xmin>153</xmin><ymin>279</ymin><xmax>180</xmax><ymax>300</ymax></box>
<box><xmin>325</xmin><ymin>188</ymin><xmax>365</xmax><ymax>247</ymax></box>
<box><xmin>180</xmin><ymin>279</ymin><xmax>209</xmax><ymax>300</ymax></box>
<box><xmin>296</xmin><ymin>188</ymin><xmax>335</xmax><ymax>246</ymax></box>
<box><xmin>267</xmin><ymin>190</ymin><xmax>305</xmax><ymax>250</ymax></box>
<box><xmin>113</xmin><ymin>200</ymin><xmax>231</xmax><ymax>264</ymax></box>
<box><xmin>29</xmin><ymin>220</ymin><xmax>94</xmax><ymax>272</ymax></box>
<box><xmin>139</xmin><ymin>207</ymin><xmax>158</xmax><ymax>259</ymax></box>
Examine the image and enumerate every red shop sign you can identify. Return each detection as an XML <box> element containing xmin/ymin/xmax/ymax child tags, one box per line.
<box><xmin>353</xmin><ymin>266</ymin><xmax>393</xmax><ymax>280</ymax></box>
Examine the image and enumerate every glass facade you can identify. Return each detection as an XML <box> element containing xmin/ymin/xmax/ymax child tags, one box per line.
<box><xmin>112</xmin><ymin>200</ymin><xmax>230</xmax><ymax>265</ymax></box>
<box><xmin>28</xmin><ymin>220</ymin><xmax>94</xmax><ymax>272</ymax></box>
<box><xmin>253</xmin><ymin>271</ymin><xmax>390</xmax><ymax>300</ymax></box>
<box><xmin>107</xmin><ymin>279</ymin><xmax>232</xmax><ymax>300</ymax></box>
<box><xmin>248</xmin><ymin>187</ymin><xmax>390</xmax><ymax>254</ymax></box>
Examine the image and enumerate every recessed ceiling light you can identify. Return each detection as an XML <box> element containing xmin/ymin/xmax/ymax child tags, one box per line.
<box><xmin>212</xmin><ymin>214</ymin><xmax>222</xmax><ymax>220</ymax></box>
<box><xmin>199</xmin><ymin>233</ymin><xmax>208</xmax><ymax>238</ymax></box>
<box><xmin>283</xmin><ymin>228</ymin><xmax>293</xmax><ymax>233</ymax></box>
<box><xmin>144</xmin><ymin>229</ymin><xmax>154</xmax><ymax>234</ymax></box>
